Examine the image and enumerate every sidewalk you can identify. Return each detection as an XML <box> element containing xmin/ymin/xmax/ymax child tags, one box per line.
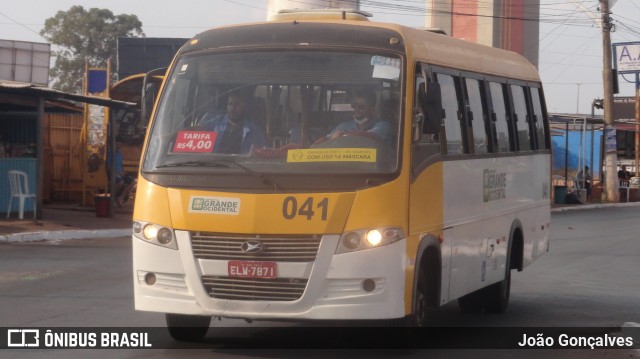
<box><xmin>552</xmin><ymin>200</ymin><xmax>640</xmax><ymax>212</ymax></box>
<box><xmin>0</xmin><ymin>203</ymin><xmax>133</xmax><ymax>243</ymax></box>
<box><xmin>1</xmin><ymin>200</ymin><xmax>638</xmax><ymax>243</ymax></box>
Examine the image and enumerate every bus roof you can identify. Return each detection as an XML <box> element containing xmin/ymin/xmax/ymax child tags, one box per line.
<box><xmin>185</xmin><ymin>18</ymin><xmax>540</xmax><ymax>83</ymax></box>
<box><xmin>395</xmin><ymin>24</ymin><xmax>540</xmax><ymax>82</ymax></box>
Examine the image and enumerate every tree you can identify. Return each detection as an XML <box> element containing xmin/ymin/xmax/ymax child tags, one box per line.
<box><xmin>40</xmin><ymin>6</ymin><xmax>144</xmax><ymax>93</ymax></box>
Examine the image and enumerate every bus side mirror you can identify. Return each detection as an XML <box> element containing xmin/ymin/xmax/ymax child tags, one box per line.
<box><xmin>419</xmin><ymin>82</ymin><xmax>443</xmax><ymax>136</ymax></box>
<box><xmin>141</xmin><ymin>67</ymin><xmax>167</xmax><ymax>130</ymax></box>
<box><xmin>141</xmin><ymin>83</ymin><xmax>156</xmax><ymax>129</ymax></box>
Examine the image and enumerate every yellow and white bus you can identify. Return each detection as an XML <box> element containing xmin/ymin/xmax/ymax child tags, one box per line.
<box><xmin>132</xmin><ymin>10</ymin><xmax>550</xmax><ymax>340</ymax></box>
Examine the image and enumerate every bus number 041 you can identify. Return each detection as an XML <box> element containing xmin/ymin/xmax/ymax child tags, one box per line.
<box><xmin>282</xmin><ymin>197</ymin><xmax>329</xmax><ymax>220</ymax></box>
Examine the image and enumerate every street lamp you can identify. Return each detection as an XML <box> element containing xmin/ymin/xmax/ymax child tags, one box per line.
<box><xmin>592</xmin><ymin>98</ymin><xmax>604</xmax><ymax>115</ymax></box>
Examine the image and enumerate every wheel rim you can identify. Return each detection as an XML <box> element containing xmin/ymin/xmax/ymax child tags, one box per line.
<box><xmin>415</xmin><ymin>287</ymin><xmax>427</xmax><ymax>326</ymax></box>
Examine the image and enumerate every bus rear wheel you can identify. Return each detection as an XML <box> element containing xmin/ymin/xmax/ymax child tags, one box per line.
<box><xmin>483</xmin><ymin>262</ymin><xmax>511</xmax><ymax>313</ymax></box>
<box><xmin>457</xmin><ymin>289</ymin><xmax>484</xmax><ymax>313</ymax></box>
<box><xmin>165</xmin><ymin>313</ymin><xmax>211</xmax><ymax>342</ymax></box>
<box><xmin>458</xmin><ymin>254</ymin><xmax>511</xmax><ymax>313</ymax></box>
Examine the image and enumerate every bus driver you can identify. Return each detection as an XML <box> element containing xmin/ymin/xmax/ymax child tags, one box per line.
<box><xmin>324</xmin><ymin>89</ymin><xmax>392</xmax><ymax>146</ymax></box>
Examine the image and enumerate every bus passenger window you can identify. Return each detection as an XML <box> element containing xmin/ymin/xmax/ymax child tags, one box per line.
<box><xmin>530</xmin><ymin>88</ymin><xmax>547</xmax><ymax>150</ymax></box>
<box><xmin>464</xmin><ymin>78</ymin><xmax>488</xmax><ymax>155</ymax></box>
<box><xmin>510</xmin><ymin>85</ymin><xmax>532</xmax><ymax>152</ymax></box>
<box><xmin>436</xmin><ymin>73</ymin><xmax>464</xmax><ymax>155</ymax></box>
<box><xmin>412</xmin><ymin>74</ymin><xmax>442</xmax><ymax>171</ymax></box>
<box><xmin>488</xmin><ymin>82</ymin><xmax>511</xmax><ymax>153</ymax></box>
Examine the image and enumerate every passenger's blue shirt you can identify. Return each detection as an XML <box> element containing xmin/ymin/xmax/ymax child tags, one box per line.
<box><xmin>199</xmin><ymin>114</ymin><xmax>266</xmax><ymax>154</ymax></box>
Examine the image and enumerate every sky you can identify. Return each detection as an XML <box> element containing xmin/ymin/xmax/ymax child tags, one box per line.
<box><xmin>1</xmin><ymin>0</ymin><xmax>640</xmax><ymax>115</ymax></box>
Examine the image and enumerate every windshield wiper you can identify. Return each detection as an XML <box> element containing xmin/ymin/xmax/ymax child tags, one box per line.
<box><xmin>155</xmin><ymin>160</ymin><xmax>230</xmax><ymax>168</ymax></box>
<box><xmin>210</xmin><ymin>159</ymin><xmax>281</xmax><ymax>190</ymax></box>
<box><xmin>155</xmin><ymin>159</ymin><xmax>280</xmax><ymax>190</ymax></box>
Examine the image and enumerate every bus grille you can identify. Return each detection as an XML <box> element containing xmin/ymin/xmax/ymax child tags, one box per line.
<box><xmin>202</xmin><ymin>275</ymin><xmax>307</xmax><ymax>301</ymax></box>
<box><xmin>190</xmin><ymin>232</ymin><xmax>322</xmax><ymax>262</ymax></box>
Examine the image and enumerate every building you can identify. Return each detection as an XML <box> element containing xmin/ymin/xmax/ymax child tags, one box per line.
<box><xmin>425</xmin><ymin>0</ymin><xmax>539</xmax><ymax>67</ymax></box>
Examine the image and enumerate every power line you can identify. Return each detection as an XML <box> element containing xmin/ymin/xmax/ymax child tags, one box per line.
<box><xmin>0</xmin><ymin>10</ymin><xmax>46</xmax><ymax>40</ymax></box>
<box><xmin>2</xmin><ymin>2</ymin><xmax>633</xmax><ymax>35</ymax></box>
<box><xmin>539</xmin><ymin>0</ymin><xmax>585</xmax><ymax>53</ymax></box>
<box><xmin>221</xmin><ymin>0</ymin><xmax>271</xmax><ymax>13</ymax></box>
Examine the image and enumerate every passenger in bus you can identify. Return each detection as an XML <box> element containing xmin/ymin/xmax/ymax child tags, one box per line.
<box><xmin>196</xmin><ymin>93</ymin><xmax>266</xmax><ymax>154</ymax></box>
<box><xmin>322</xmin><ymin>89</ymin><xmax>392</xmax><ymax>146</ymax></box>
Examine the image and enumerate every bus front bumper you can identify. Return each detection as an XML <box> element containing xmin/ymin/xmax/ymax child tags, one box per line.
<box><xmin>133</xmin><ymin>232</ymin><xmax>407</xmax><ymax>320</ymax></box>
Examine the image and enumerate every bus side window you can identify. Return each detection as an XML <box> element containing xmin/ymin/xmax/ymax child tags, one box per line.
<box><xmin>411</xmin><ymin>69</ymin><xmax>442</xmax><ymax>172</ymax></box>
<box><xmin>464</xmin><ymin>77</ymin><xmax>489</xmax><ymax>155</ymax></box>
<box><xmin>510</xmin><ymin>84</ymin><xmax>532</xmax><ymax>152</ymax></box>
<box><xmin>435</xmin><ymin>73</ymin><xmax>464</xmax><ymax>155</ymax></box>
<box><xmin>488</xmin><ymin>82</ymin><xmax>513</xmax><ymax>153</ymax></box>
<box><xmin>529</xmin><ymin>87</ymin><xmax>548</xmax><ymax>150</ymax></box>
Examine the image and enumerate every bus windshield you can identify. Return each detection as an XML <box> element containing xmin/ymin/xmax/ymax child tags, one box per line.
<box><xmin>143</xmin><ymin>50</ymin><xmax>403</xmax><ymax>189</ymax></box>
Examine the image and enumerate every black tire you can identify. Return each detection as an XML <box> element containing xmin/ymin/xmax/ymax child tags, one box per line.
<box><xmin>457</xmin><ymin>289</ymin><xmax>485</xmax><ymax>313</ymax></box>
<box><xmin>459</xmin><ymin>251</ymin><xmax>512</xmax><ymax>314</ymax></box>
<box><xmin>483</xmin><ymin>260</ymin><xmax>511</xmax><ymax>313</ymax></box>
<box><xmin>165</xmin><ymin>313</ymin><xmax>211</xmax><ymax>342</ymax></box>
<box><xmin>410</xmin><ymin>268</ymin><xmax>429</xmax><ymax>327</ymax></box>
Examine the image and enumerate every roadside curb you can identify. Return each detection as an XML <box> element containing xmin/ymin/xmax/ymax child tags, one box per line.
<box><xmin>551</xmin><ymin>201</ymin><xmax>640</xmax><ymax>212</ymax></box>
<box><xmin>1</xmin><ymin>203</ymin><xmax>637</xmax><ymax>242</ymax></box>
<box><xmin>0</xmin><ymin>229</ymin><xmax>131</xmax><ymax>243</ymax></box>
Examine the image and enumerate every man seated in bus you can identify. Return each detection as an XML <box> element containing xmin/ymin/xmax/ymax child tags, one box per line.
<box><xmin>196</xmin><ymin>93</ymin><xmax>266</xmax><ymax>154</ymax></box>
<box><xmin>321</xmin><ymin>89</ymin><xmax>392</xmax><ymax>146</ymax></box>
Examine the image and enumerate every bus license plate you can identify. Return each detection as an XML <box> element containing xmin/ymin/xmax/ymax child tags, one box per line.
<box><xmin>228</xmin><ymin>261</ymin><xmax>277</xmax><ymax>279</ymax></box>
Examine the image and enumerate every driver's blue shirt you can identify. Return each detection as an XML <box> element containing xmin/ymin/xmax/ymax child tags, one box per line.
<box><xmin>328</xmin><ymin>118</ymin><xmax>392</xmax><ymax>146</ymax></box>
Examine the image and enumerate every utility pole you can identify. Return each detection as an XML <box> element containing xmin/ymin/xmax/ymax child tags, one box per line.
<box><xmin>600</xmin><ymin>0</ymin><xmax>619</xmax><ymax>202</ymax></box>
<box><xmin>636</xmin><ymin>74</ymin><xmax>640</xmax><ymax>178</ymax></box>
<box><xmin>576</xmin><ymin>83</ymin><xmax>581</xmax><ymax>113</ymax></box>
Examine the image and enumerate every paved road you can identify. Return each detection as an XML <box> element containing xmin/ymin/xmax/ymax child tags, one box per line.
<box><xmin>0</xmin><ymin>207</ymin><xmax>639</xmax><ymax>357</ymax></box>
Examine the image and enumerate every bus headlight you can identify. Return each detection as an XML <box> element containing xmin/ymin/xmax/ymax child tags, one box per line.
<box><xmin>143</xmin><ymin>225</ymin><xmax>158</xmax><ymax>240</ymax></box>
<box><xmin>132</xmin><ymin>222</ymin><xmax>143</xmax><ymax>234</ymax></box>
<box><xmin>365</xmin><ymin>230</ymin><xmax>382</xmax><ymax>246</ymax></box>
<box><xmin>336</xmin><ymin>227</ymin><xmax>405</xmax><ymax>254</ymax></box>
<box><xmin>133</xmin><ymin>221</ymin><xmax>178</xmax><ymax>250</ymax></box>
<box><xmin>344</xmin><ymin>232</ymin><xmax>361</xmax><ymax>249</ymax></box>
<box><xmin>156</xmin><ymin>228</ymin><xmax>173</xmax><ymax>244</ymax></box>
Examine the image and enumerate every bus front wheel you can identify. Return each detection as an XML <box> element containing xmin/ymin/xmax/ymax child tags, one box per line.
<box><xmin>410</xmin><ymin>268</ymin><xmax>429</xmax><ymax>326</ymax></box>
<box><xmin>165</xmin><ymin>313</ymin><xmax>211</xmax><ymax>342</ymax></box>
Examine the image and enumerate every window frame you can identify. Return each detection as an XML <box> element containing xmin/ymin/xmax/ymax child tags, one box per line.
<box><xmin>413</xmin><ymin>64</ymin><xmax>550</xmax><ymax>161</ymax></box>
<box><xmin>430</xmin><ymin>67</ymin><xmax>467</xmax><ymax>157</ymax></box>
<box><xmin>461</xmin><ymin>74</ymin><xmax>491</xmax><ymax>155</ymax></box>
<box><xmin>527</xmin><ymin>85</ymin><xmax>550</xmax><ymax>150</ymax></box>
